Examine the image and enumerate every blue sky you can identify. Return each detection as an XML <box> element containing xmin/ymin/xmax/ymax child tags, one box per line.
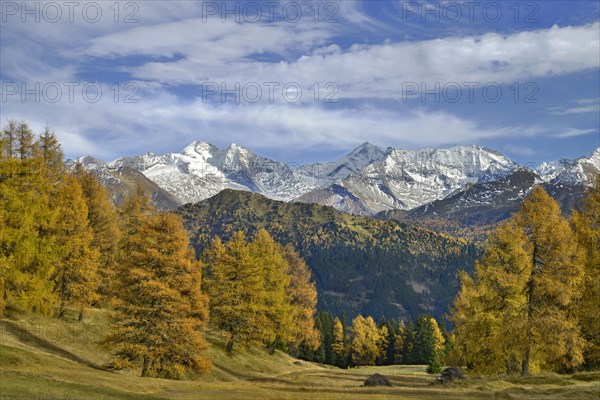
<box><xmin>1</xmin><ymin>0</ymin><xmax>599</xmax><ymax>165</ymax></box>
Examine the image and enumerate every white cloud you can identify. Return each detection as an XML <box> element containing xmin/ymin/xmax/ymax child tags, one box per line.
<box><xmin>505</xmin><ymin>144</ymin><xmax>535</xmax><ymax>157</ymax></box>
<box><xmin>1</xmin><ymin>88</ymin><xmax>549</xmax><ymax>160</ymax></box>
<box><xmin>554</xmin><ymin>128</ymin><xmax>597</xmax><ymax>138</ymax></box>
<box><xmin>551</xmin><ymin>98</ymin><xmax>600</xmax><ymax>115</ymax></box>
<box><xmin>82</xmin><ymin>21</ymin><xmax>600</xmax><ymax>103</ymax></box>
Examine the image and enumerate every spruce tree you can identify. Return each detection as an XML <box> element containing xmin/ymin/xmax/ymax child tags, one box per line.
<box><xmin>410</xmin><ymin>315</ymin><xmax>438</xmax><ymax>366</ymax></box>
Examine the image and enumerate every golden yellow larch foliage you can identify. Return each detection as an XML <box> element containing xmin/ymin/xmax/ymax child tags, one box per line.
<box><xmin>204</xmin><ymin>231</ymin><xmax>265</xmax><ymax>352</ymax></box>
<box><xmin>350</xmin><ymin>315</ymin><xmax>386</xmax><ymax>366</ymax></box>
<box><xmin>572</xmin><ymin>176</ymin><xmax>600</xmax><ymax>368</ymax></box>
<box><xmin>75</xmin><ymin>165</ymin><xmax>121</xmax><ymax>304</ymax></box>
<box><xmin>450</xmin><ymin>186</ymin><xmax>585</xmax><ymax>375</ymax></box>
<box><xmin>332</xmin><ymin>317</ymin><xmax>346</xmax><ymax>359</ymax></box>
<box><xmin>51</xmin><ymin>175</ymin><xmax>99</xmax><ymax>320</ymax></box>
<box><xmin>107</xmin><ymin>209</ymin><xmax>210</xmax><ymax>378</ymax></box>
<box><xmin>283</xmin><ymin>244</ymin><xmax>320</xmax><ymax>350</ymax></box>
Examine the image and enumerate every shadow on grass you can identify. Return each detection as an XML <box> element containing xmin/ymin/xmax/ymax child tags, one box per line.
<box><xmin>0</xmin><ymin>319</ymin><xmax>108</xmax><ymax>371</ymax></box>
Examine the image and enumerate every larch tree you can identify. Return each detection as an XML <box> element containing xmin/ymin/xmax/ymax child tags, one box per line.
<box><xmin>282</xmin><ymin>244</ymin><xmax>320</xmax><ymax>351</ymax></box>
<box><xmin>332</xmin><ymin>317</ymin><xmax>347</xmax><ymax>364</ymax></box>
<box><xmin>350</xmin><ymin>315</ymin><xmax>386</xmax><ymax>366</ymax></box>
<box><xmin>0</xmin><ymin>213</ymin><xmax>6</xmax><ymax>315</ymax></box>
<box><xmin>107</xmin><ymin>210</ymin><xmax>210</xmax><ymax>378</ymax></box>
<box><xmin>75</xmin><ymin>165</ymin><xmax>121</xmax><ymax>303</ymax></box>
<box><xmin>51</xmin><ymin>175</ymin><xmax>100</xmax><ymax>320</ymax></box>
<box><xmin>248</xmin><ymin>229</ymin><xmax>293</xmax><ymax>351</ymax></box>
<box><xmin>36</xmin><ymin>127</ymin><xmax>64</xmax><ymax>182</ymax></box>
<box><xmin>0</xmin><ymin>121</ymin><xmax>57</xmax><ymax>314</ymax></box>
<box><xmin>119</xmin><ymin>185</ymin><xmax>155</xmax><ymax>240</ymax></box>
<box><xmin>393</xmin><ymin>320</ymin><xmax>406</xmax><ymax>364</ymax></box>
<box><xmin>204</xmin><ymin>231</ymin><xmax>265</xmax><ymax>352</ymax></box>
<box><xmin>572</xmin><ymin>176</ymin><xmax>600</xmax><ymax>368</ymax></box>
<box><xmin>451</xmin><ymin>186</ymin><xmax>585</xmax><ymax>375</ymax></box>
<box><xmin>16</xmin><ymin>121</ymin><xmax>35</xmax><ymax>161</ymax></box>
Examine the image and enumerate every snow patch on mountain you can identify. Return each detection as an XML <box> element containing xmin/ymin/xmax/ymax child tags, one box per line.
<box><xmin>76</xmin><ymin>142</ymin><xmax>598</xmax><ymax>214</ymax></box>
<box><xmin>537</xmin><ymin>148</ymin><xmax>600</xmax><ymax>186</ymax></box>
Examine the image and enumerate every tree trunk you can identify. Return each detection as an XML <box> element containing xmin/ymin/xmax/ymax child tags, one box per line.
<box><xmin>141</xmin><ymin>356</ymin><xmax>150</xmax><ymax>377</ymax></box>
<box><xmin>226</xmin><ymin>335</ymin><xmax>235</xmax><ymax>353</ymax></box>
<box><xmin>59</xmin><ymin>279</ymin><xmax>66</xmax><ymax>319</ymax></box>
<box><xmin>521</xmin><ymin>347</ymin><xmax>530</xmax><ymax>376</ymax></box>
<box><xmin>268</xmin><ymin>336</ymin><xmax>280</xmax><ymax>354</ymax></box>
<box><xmin>522</xmin><ymin>244</ymin><xmax>538</xmax><ymax>376</ymax></box>
<box><xmin>78</xmin><ymin>309</ymin><xmax>84</xmax><ymax>321</ymax></box>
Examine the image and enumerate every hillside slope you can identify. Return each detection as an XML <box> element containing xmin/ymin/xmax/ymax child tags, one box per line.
<box><xmin>177</xmin><ymin>189</ymin><xmax>478</xmax><ymax>321</ymax></box>
<box><xmin>1</xmin><ymin>308</ymin><xmax>598</xmax><ymax>400</ymax></box>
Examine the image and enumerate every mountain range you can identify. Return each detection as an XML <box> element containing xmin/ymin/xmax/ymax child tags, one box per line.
<box><xmin>72</xmin><ymin>143</ymin><xmax>598</xmax><ymax>320</ymax></box>
<box><xmin>75</xmin><ymin>143</ymin><xmax>599</xmax><ymax>216</ymax></box>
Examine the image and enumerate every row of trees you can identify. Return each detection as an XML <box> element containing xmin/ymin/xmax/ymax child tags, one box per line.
<box><xmin>0</xmin><ymin>121</ymin><xmax>319</xmax><ymax>379</ymax></box>
<box><xmin>0</xmin><ymin>121</ymin><xmax>108</xmax><ymax>318</ymax></box>
<box><xmin>3</xmin><ymin>121</ymin><xmax>596</xmax><ymax>378</ymax></box>
<box><xmin>202</xmin><ymin>230</ymin><xmax>320</xmax><ymax>353</ymax></box>
<box><xmin>450</xmin><ymin>184</ymin><xmax>599</xmax><ymax>375</ymax></box>
<box><xmin>299</xmin><ymin>312</ymin><xmax>448</xmax><ymax>372</ymax></box>
<box><xmin>0</xmin><ymin>121</ymin><xmax>213</xmax><ymax>378</ymax></box>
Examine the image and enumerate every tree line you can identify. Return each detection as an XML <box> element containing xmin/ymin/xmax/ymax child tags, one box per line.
<box><xmin>297</xmin><ymin>312</ymin><xmax>449</xmax><ymax>373</ymax></box>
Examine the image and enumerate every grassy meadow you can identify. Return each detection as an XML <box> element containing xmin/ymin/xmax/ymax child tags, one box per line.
<box><xmin>0</xmin><ymin>308</ymin><xmax>598</xmax><ymax>400</ymax></box>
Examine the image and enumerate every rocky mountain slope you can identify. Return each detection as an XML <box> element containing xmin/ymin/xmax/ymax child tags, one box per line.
<box><xmin>76</xmin><ymin>143</ymin><xmax>599</xmax><ymax>216</ymax></box>
<box><xmin>68</xmin><ymin>156</ymin><xmax>181</xmax><ymax>210</ymax></box>
<box><xmin>299</xmin><ymin>145</ymin><xmax>520</xmax><ymax>214</ymax></box>
<box><xmin>380</xmin><ymin>168</ymin><xmax>590</xmax><ymax>240</ymax></box>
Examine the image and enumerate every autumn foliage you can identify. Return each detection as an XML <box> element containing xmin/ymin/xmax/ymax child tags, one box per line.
<box><xmin>450</xmin><ymin>185</ymin><xmax>597</xmax><ymax>374</ymax></box>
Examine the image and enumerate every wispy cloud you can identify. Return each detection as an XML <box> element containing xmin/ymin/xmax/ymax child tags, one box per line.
<box><xmin>80</xmin><ymin>21</ymin><xmax>600</xmax><ymax>102</ymax></box>
<box><xmin>505</xmin><ymin>144</ymin><xmax>535</xmax><ymax>157</ymax></box>
<box><xmin>554</xmin><ymin>128</ymin><xmax>597</xmax><ymax>138</ymax></box>
<box><xmin>551</xmin><ymin>98</ymin><xmax>600</xmax><ymax>115</ymax></box>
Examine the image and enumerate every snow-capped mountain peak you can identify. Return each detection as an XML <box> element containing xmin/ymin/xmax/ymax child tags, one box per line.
<box><xmin>297</xmin><ymin>142</ymin><xmax>387</xmax><ymax>187</ymax></box>
<box><xmin>327</xmin><ymin>144</ymin><xmax>519</xmax><ymax>213</ymax></box>
<box><xmin>536</xmin><ymin>148</ymin><xmax>600</xmax><ymax>186</ymax></box>
<box><xmin>77</xmin><ymin>142</ymin><xmax>598</xmax><ymax>214</ymax></box>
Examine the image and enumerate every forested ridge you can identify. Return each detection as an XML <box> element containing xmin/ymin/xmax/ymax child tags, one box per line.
<box><xmin>177</xmin><ymin>189</ymin><xmax>480</xmax><ymax>321</ymax></box>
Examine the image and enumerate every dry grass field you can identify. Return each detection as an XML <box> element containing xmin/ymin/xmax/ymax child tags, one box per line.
<box><xmin>1</xmin><ymin>308</ymin><xmax>598</xmax><ymax>400</ymax></box>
